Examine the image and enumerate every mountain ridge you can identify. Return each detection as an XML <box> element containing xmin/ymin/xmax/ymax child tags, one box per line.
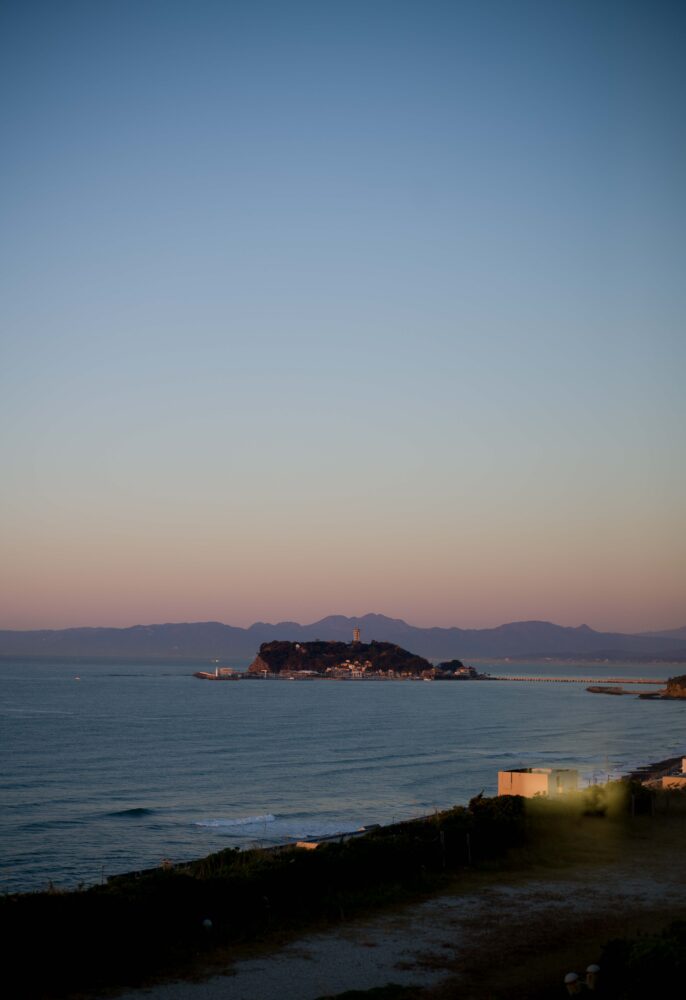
<box><xmin>638</xmin><ymin>625</ymin><xmax>686</xmax><ymax>641</ymax></box>
<box><xmin>1</xmin><ymin>614</ymin><xmax>685</xmax><ymax>662</ymax></box>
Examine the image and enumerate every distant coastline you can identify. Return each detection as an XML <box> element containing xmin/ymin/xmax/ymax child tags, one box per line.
<box><xmin>476</xmin><ymin>652</ymin><xmax>686</xmax><ymax>665</ymax></box>
<box><xmin>1</xmin><ymin>613</ymin><xmax>685</xmax><ymax>663</ymax></box>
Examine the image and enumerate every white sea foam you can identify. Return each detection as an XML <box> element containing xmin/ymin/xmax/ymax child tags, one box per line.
<box><xmin>195</xmin><ymin>814</ymin><xmax>276</xmax><ymax>829</ymax></box>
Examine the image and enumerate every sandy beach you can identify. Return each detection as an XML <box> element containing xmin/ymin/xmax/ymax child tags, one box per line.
<box><xmin>113</xmin><ymin>817</ymin><xmax>686</xmax><ymax>1000</ymax></box>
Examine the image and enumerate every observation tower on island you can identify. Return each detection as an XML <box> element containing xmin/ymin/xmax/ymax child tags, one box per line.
<box><xmin>352</xmin><ymin>625</ymin><xmax>361</xmax><ymax>643</ymax></box>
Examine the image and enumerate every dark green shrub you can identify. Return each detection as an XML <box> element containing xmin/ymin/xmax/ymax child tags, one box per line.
<box><xmin>600</xmin><ymin>921</ymin><xmax>686</xmax><ymax>997</ymax></box>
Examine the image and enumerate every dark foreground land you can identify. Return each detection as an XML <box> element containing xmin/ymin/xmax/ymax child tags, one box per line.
<box><xmin>4</xmin><ymin>782</ymin><xmax>686</xmax><ymax>1000</ymax></box>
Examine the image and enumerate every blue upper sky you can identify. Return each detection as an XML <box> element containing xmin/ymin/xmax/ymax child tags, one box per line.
<box><xmin>1</xmin><ymin>1</ymin><xmax>684</xmax><ymax>631</ymax></box>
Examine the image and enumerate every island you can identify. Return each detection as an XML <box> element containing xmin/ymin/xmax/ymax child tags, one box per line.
<box><xmin>245</xmin><ymin>639</ymin><xmax>486</xmax><ymax>680</ymax></box>
<box><xmin>664</xmin><ymin>674</ymin><xmax>686</xmax><ymax>699</ymax></box>
<box><xmin>636</xmin><ymin>673</ymin><xmax>686</xmax><ymax>700</ymax></box>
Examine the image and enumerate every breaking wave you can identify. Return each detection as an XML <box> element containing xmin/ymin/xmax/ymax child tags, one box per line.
<box><xmin>194</xmin><ymin>813</ymin><xmax>276</xmax><ymax>829</ymax></box>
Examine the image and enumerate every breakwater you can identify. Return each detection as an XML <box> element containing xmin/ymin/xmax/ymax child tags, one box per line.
<box><xmin>488</xmin><ymin>675</ymin><xmax>665</xmax><ymax>685</ymax></box>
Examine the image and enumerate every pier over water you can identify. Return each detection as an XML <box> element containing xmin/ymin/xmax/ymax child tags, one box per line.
<box><xmin>488</xmin><ymin>675</ymin><xmax>666</xmax><ymax>685</ymax></box>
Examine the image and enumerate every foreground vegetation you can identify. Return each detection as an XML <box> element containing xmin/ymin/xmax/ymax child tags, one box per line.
<box><xmin>597</xmin><ymin>920</ymin><xmax>686</xmax><ymax>998</ymax></box>
<box><xmin>3</xmin><ymin>782</ymin><xmax>685</xmax><ymax>998</ymax></box>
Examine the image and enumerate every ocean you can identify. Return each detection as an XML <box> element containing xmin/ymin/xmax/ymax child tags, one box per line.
<box><xmin>1</xmin><ymin>658</ymin><xmax>683</xmax><ymax>894</ymax></box>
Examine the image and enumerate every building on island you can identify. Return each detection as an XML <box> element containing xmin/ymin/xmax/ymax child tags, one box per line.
<box><xmin>498</xmin><ymin>767</ymin><xmax>578</xmax><ymax>798</ymax></box>
<box><xmin>193</xmin><ymin>666</ymin><xmax>239</xmax><ymax>681</ymax></box>
<box><xmin>352</xmin><ymin>625</ymin><xmax>361</xmax><ymax>643</ymax></box>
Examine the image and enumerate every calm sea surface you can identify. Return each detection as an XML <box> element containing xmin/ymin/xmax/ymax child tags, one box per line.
<box><xmin>1</xmin><ymin>658</ymin><xmax>683</xmax><ymax>893</ymax></box>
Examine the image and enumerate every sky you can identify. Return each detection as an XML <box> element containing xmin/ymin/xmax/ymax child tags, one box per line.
<box><xmin>1</xmin><ymin>0</ymin><xmax>684</xmax><ymax>633</ymax></box>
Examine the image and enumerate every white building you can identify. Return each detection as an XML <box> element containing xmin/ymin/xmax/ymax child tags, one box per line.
<box><xmin>497</xmin><ymin>767</ymin><xmax>578</xmax><ymax>798</ymax></box>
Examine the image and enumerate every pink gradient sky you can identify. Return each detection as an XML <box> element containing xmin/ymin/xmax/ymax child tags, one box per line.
<box><xmin>1</xmin><ymin>491</ymin><xmax>684</xmax><ymax>632</ymax></box>
<box><xmin>1</xmin><ymin>3</ymin><xmax>684</xmax><ymax>635</ymax></box>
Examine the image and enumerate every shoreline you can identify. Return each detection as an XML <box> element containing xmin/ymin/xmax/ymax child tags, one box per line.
<box><xmin>5</xmin><ymin>768</ymin><xmax>686</xmax><ymax>999</ymax></box>
<box><xmin>24</xmin><ymin>789</ymin><xmax>686</xmax><ymax>1000</ymax></box>
<box><xmin>106</xmin><ymin>751</ymin><xmax>686</xmax><ymax>888</ymax></box>
<box><xmin>9</xmin><ymin>749</ymin><xmax>686</xmax><ymax>896</ymax></box>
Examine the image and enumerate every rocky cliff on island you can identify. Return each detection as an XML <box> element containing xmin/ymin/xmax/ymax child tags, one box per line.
<box><xmin>665</xmin><ymin>675</ymin><xmax>686</xmax><ymax>699</ymax></box>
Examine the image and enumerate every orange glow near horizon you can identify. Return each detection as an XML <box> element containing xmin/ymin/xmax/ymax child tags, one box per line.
<box><xmin>1</xmin><ymin>503</ymin><xmax>683</xmax><ymax>632</ymax></box>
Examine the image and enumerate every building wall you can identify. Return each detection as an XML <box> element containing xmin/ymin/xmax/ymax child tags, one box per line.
<box><xmin>660</xmin><ymin>776</ymin><xmax>686</xmax><ymax>789</ymax></box>
<box><xmin>497</xmin><ymin>768</ymin><xmax>578</xmax><ymax>797</ymax></box>
<box><xmin>498</xmin><ymin>770</ymin><xmax>549</xmax><ymax>797</ymax></box>
<box><xmin>552</xmin><ymin>770</ymin><xmax>579</xmax><ymax>794</ymax></box>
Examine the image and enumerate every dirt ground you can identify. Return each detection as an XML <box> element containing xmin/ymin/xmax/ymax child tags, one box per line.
<box><xmin>111</xmin><ymin>814</ymin><xmax>686</xmax><ymax>1000</ymax></box>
